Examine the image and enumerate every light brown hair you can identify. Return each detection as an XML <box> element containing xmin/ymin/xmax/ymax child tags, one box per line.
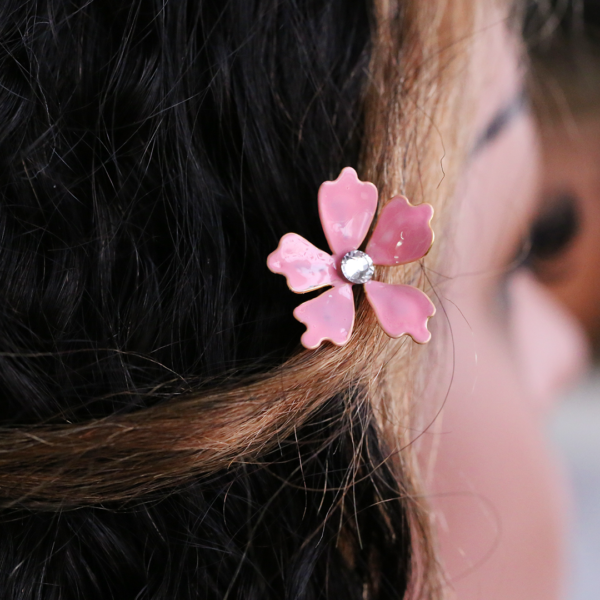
<box><xmin>0</xmin><ymin>0</ymin><xmax>485</xmax><ymax>596</ymax></box>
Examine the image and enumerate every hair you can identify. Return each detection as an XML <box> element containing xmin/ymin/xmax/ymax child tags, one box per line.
<box><xmin>526</xmin><ymin>0</ymin><xmax>600</xmax><ymax>121</ymax></box>
<box><xmin>0</xmin><ymin>0</ymin><xmax>478</xmax><ymax>598</ymax></box>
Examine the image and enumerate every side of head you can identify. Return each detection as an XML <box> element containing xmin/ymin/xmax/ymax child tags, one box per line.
<box><xmin>0</xmin><ymin>1</ymin><xmax>478</xmax><ymax>598</ymax></box>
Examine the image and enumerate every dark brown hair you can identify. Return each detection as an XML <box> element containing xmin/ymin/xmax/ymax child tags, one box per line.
<box><xmin>0</xmin><ymin>0</ymin><xmax>476</xmax><ymax>597</ymax></box>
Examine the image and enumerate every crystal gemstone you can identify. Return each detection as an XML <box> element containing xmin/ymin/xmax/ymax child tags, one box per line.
<box><xmin>340</xmin><ymin>250</ymin><xmax>374</xmax><ymax>284</ymax></box>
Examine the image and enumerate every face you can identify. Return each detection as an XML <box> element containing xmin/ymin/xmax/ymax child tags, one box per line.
<box><xmin>423</xmin><ymin>15</ymin><xmax>590</xmax><ymax>600</ymax></box>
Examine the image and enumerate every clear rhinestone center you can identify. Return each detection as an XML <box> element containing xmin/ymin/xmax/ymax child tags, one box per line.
<box><xmin>340</xmin><ymin>250</ymin><xmax>374</xmax><ymax>284</ymax></box>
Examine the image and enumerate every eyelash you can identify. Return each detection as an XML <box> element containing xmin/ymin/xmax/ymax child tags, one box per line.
<box><xmin>498</xmin><ymin>192</ymin><xmax>580</xmax><ymax>313</ymax></box>
<box><xmin>522</xmin><ymin>192</ymin><xmax>580</xmax><ymax>274</ymax></box>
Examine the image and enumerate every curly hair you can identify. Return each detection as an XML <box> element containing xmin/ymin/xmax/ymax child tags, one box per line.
<box><xmin>0</xmin><ymin>0</ymin><xmax>477</xmax><ymax>598</ymax></box>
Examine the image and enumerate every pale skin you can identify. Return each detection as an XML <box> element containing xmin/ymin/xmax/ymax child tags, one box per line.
<box><xmin>425</xmin><ymin>14</ymin><xmax>590</xmax><ymax>600</ymax></box>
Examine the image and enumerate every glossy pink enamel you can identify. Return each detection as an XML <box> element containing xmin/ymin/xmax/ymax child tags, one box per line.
<box><xmin>318</xmin><ymin>167</ymin><xmax>378</xmax><ymax>256</ymax></box>
<box><xmin>293</xmin><ymin>284</ymin><xmax>355</xmax><ymax>349</ymax></box>
<box><xmin>366</xmin><ymin>196</ymin><xmax>434</xmax><ymax>265</ymax></box>
<box><xmin>268</xmin><ymin>167</ymin><xmax>436</xmax><ymax>349</ymax></box>
<box><xmin>364</xmin><ymin>281</ymin><xmax>435</xmax><ymax>343</ymax></box>
<box><xmin>267</xmin><ymin>233</ymin><xmax>343</xmax><ymax>292</ymax></box>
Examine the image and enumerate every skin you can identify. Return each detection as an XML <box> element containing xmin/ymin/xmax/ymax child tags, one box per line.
<box><xmin>425</xmin><ymin>15</ymin><xmax>590</xmax><ymax>600</ymax></box>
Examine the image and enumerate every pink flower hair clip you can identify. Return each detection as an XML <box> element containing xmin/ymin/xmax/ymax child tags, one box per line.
<box><xmin>267</xmin><ymin>167</ymin><xmax>436</xmax><ymax>349</ymax></box>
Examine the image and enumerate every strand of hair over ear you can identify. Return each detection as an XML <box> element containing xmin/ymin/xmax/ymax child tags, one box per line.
<box><xmin>0</xmin><ymin>322</ymin><xmax>386</xmax><ymax>510</ymax></box>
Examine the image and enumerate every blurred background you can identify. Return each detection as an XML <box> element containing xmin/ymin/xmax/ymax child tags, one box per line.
<box><xmin>527</xmin><ymin>1</ymin><xmax>600</xmax><ymax>597</ymax></box>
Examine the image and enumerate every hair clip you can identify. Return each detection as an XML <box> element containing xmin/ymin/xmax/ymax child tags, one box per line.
<box><xmin>267</xmin><ymin>167</ymin><xmax>436</xmax><ymax>349</ymax></box>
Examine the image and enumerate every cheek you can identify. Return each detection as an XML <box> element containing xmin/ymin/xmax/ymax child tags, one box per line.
<box><xmin>426</xmin><ymin>283</ymin><xmax>583</xmax><ymax>599</ymax></box>
<box><xmin>425</xmin><ymin>94</ymin><xmax>589</xmax><ymax>600</ymax></box>
<box><xmin>508</xmin><ymin>269</ymin><xmax>590</xmax><ymax>413</ymax></box>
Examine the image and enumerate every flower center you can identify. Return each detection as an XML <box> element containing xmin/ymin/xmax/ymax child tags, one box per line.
<box><xmin>340</xmin><ymin>250</ymin><xmax>374</xmax><ymax>284</ymax></box>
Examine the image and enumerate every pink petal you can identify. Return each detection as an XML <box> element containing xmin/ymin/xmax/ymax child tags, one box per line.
<box><xmin>267</xmin><ymin>233</ymin><xmax>343</xmax><ymax>293</ymax></box>
<box><xmin>364</xmin><ymin>281</ymin><xmax>435</xmax><ymax>343</ymax></box>
<box><xmin>318</xmin><ymin>167</ymin><xmax>378</xmax><ymax>256</ymax></box>
<box><xmin>293</xmin><ymin>284</ymin><xmax>355</xmax><ymax>349</ymax></box>
<box><xmin>366</xmin><ymin>196</ymin><xmax>434</xmax><ymax>265</ymax></box>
